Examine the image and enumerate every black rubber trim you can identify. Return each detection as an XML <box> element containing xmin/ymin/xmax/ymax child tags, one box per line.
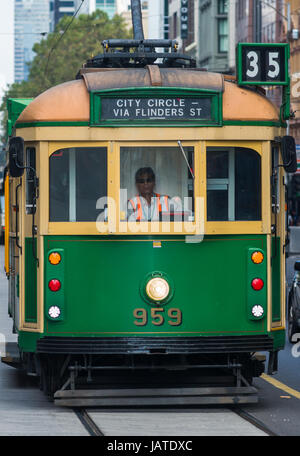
<box><xmin>36</xmin><ymin>335</ymin><xmax>274</xmax><ymax>355</ymax></box>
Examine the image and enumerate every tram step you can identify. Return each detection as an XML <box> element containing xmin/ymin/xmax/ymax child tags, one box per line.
<box><xmin>54</xmin><ymin>386</ymin><xmax>258</xmax><ymax>407</ymax></box>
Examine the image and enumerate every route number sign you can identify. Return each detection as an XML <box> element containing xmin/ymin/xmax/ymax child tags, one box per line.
<box><xmin>236</xmin><ymin>43</ymin><xmax>289</xmax><ymax>86</ymax></box>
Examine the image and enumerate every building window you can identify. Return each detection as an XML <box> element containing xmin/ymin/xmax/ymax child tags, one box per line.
<box><xmin>218</xmin><ymin>18</ymin><xmax>228</xmax><ymax>53</ymax></box>
<box><xmin>173</xmin><ymin>12</ymin><xmax>177</xmax><ymax>38</ymax></box>
<box><xmin>237</xmin><ymin>0</ymin><xmax>246</xmax><ymax>20</ymax></box>
<box><xmin>218</xmin><ymin>0</ymin><xmax>228</xmax><ymax>14</ymax></box>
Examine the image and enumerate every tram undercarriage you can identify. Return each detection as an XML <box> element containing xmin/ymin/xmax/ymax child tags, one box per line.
<box><xmin>2</xmin><ymin>338</ymin><xmax>271</xmax><ymax>406</ymax></box>
<box><xmin>39</xmin><ymin>351</ymin><xmax>266</xmax><ymax>406</ymax></box>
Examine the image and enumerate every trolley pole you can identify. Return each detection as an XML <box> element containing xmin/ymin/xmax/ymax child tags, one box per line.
<box><xmin>131</xmin><ymin>0</ymin><xmax>144</xmax><ymax>40</ymax></box>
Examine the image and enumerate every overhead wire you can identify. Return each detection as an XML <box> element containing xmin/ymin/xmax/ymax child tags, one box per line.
<box><xmin>44</xmin><ymin>0</ymin><xmax>85</xmax><ymax>79</ymax></box>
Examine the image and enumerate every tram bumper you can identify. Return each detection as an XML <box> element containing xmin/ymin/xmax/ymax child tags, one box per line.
<box><xmin>36</xmin><ymin>334</ymin><xmax>274</xmax><ymax>355</ymax></box>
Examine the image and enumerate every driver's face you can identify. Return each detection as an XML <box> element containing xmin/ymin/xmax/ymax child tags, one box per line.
<box><xmin>136</xmin><ymin>174</ymin><xmax>155</xmax><ymax>197</ymax></box>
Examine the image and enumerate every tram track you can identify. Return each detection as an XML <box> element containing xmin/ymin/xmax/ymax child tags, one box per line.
<box><xmin>73</xmin><ymin>405</ymin><xmax>277</xmax><ymax>437</ymax></box>
<box><xmin>232</xmin><ymin>407</ymin><xmax>277</xmax><ymax>436</ymax></box>
<box><xmin>74</xmin><ymin>408</ymin><xmax>105</xmax><ymax>436</ymax></box>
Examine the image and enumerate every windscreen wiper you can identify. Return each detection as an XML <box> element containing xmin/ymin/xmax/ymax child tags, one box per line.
<box><xmin>177</xmin><ymin>140</ymin><xmax>195</xmax><ymax>179</ymax></box>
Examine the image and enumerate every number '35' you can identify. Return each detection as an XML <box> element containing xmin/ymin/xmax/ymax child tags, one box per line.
<box><xmin>246</xmin><ymin>51</ymin><xmax>280</xmax><ymax>79</ymax></box>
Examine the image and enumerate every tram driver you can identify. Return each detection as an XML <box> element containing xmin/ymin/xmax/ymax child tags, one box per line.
<box><xmin>128</xmin><ymin>167</ymin><xmax>181</xmax><ymax>221</ymax></box>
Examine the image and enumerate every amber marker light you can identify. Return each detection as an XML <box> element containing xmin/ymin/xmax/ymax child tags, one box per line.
<box><xmin>49</xmin><ymin>252</ymin><xmax>61</xmax><ymax>265</ymax></box>
<box><xmin>251</xmin><ymin>251</ymin><xmax>264</xmax><ymax>264</ymax></box>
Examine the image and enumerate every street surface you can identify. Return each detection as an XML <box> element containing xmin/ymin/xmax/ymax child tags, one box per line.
<box><xmin>0</xmin><ymin>246</ymin><xmax>89</xmax><ymax>436</ymax></box>
<box><xmin>0</xmin><ymin>246</ymin><xmax>299</xmax><ymax>436</ymax></box>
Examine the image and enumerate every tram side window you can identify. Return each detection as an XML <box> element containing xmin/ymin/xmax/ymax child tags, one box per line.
<box><xmin>120</xmin><ymin>146</ymin><xmax>194</xmax><ymax>222</ymax></box>
<box><xmin>26</xmin><ymin>147</ymin><xmax>36</xmax><ymax>215</ymax></box>
<box><xmin>49</xmin><ymin>147</ymin><xmax>107</xmax><ymax>222</ymax></box>
<box><xmin>207</xmin><ymin>147</ymin><xmax>261</xmax><ymax>221</ymax></box>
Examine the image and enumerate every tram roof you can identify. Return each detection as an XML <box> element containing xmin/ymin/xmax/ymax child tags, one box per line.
<box><xmin>17</xmin><ymin>67</ymin><xmax>279</xmax><ymax>124</ymax></box>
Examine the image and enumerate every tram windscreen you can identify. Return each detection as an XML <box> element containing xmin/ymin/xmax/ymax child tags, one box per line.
<box><xmin>120</xmin><ymin>146</ymin><xmax>194</xmax><ymax>222</ymax></box>
<box><xmin>206</xmin><ymin>147</ymin><xmax>261</xmax><ymax>221</ymax></box>
<box><xmin>49</xmin><ymin>147</ymin><xmax>107</xmax><ymax>222</ymax></box>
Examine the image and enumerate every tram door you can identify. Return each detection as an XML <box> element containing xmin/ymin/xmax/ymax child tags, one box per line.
<box><xmin>271</xmin><ymin>143</ymin><xmax>284</xmax><ymax>326</ymax></box>
<box><xmin>23</xmin><ymin>146</ymin><xmax>38</xmax><ymax>328</ymax></box>
<box><xmin>7</xmin><ymin>145</ymin><xmax>38</xmax><ymax>331</ymax></box>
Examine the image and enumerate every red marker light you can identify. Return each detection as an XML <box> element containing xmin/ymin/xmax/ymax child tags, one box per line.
<box><xmin>251</xmin><ymin>278</ymin><xmax>264</xmax><ymax>291</ymax></box>
<box><xmin>48</xmin><ymin>279</ymin><xmax>61</xmax><ymax>292</ymax></box>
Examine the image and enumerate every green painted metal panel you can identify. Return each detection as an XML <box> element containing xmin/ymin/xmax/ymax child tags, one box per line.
<box><xmin>15</xmin><ymin>121</ymin><xmax>90</xmax><ymax>129</ymax></box>
<box><xmin>44</xmin><ymin>234</ymin><xmax>268</xmax><ymax>337</ymax></box>
<box><xmin>18</xmin><ymin>331</ymin><xmax>41</xmax><ymax>352</ymax></box>
<box><xmin>25</xmin><ymin>238</ymin><xmax>37</xmax><ymax>323</ymax></box>
<box><xmin>7</xmin><ymin>98</ymin><xmax>33</xmax><ymax>138</ymax></box>
<box><xmin>236</xmin><ymin>43</ymin><xmax>290</xmax><ymax>87</ymax></box>
<box><xmin>223</xmin><ymin>120</ymin><xmax>283</xmax><ymax>127</ymax></box>
<box><xmin>272</xmin><ymin>329</ymin><xmax>285</xmax><ymax>351</ymax></box>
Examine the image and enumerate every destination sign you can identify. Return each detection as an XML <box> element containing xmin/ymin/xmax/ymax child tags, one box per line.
<box><xmin>100</xmin><ymin>97</ymin><xmax>212</xmax><ymax>121</ymax></box>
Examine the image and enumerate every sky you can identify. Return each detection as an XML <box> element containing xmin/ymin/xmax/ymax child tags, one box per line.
<box><xmin>0</xmin><ymin>0</ymin><xmax>14</xmax><ymax>103</ymax></box>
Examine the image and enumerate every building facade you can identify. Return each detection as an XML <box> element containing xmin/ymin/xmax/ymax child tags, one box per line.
<box><xmin>148</xmin><ymin>0</ymin><xmax>165</xmax><ymax>40</ymax></box>
<box><xmin>198</xmin><ymin>0</ymin><xmax>230</xmax><ymax>72</ymax></box>
<box><xmin>289</xmin><ymin>0</ymin><xmax>300</xmax><ymax>144</ymax></box>
<box><xmin>167</xmin><ymin>0</ymin><xmax>197</xmax><ymax>60</ymax></box>
<box><xmin>50</xmin><ymin>0</ymin><xmax>75</xmax><ymax>30</ymax></box>
<box><xmin>120</xmin><ymin>1</ymin><xmax>148</xmax><ymax>38</ymax></box>
<box><xmin>14</xmin><ymin>0</ymin><xmax>50</xmax><ymax>82</ymax></box>
<box><xmin>74</xmin><ymin>0</ymin><xmax>93</xmax><ymax>14</ymax></box>
<box><xmin>235</xmin><ymin>0</ymin><xmax>285</xmax><ymax>44</ymax></box>
<box><xmin>95</xmin><ymin>0</ymin><xmax>117</xmax><ymax>18</ymax></box>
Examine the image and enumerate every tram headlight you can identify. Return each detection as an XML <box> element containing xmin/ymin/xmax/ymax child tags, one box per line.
<box><xmin>146</xmin><ymin>277</ymin><xmax>170</xmax><ymax>302</ymax></box>
<box><xmin>251</xmin><ymin>305</ymin><xmax>264</xmax><ymax>318</ymax></box>
<box><xmin>48</xmin><ymin>306</ymin><xmax>61</xmax><ymax>319</ymax></box>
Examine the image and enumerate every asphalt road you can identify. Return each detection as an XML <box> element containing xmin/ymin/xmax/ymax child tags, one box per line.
<box><xmin>244</xmin><ymin>254</ymin><xmax>300</xmax><ymax>436</ymax></box>
<box><xmin>0</xmin><ymin>246</ymin><xmax>89</xmax><ymax>436</ymax></box>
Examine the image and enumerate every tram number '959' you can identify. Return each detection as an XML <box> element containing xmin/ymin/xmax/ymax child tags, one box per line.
<box><xmin>133</xmin><ymin>308</ymin><xmax>182</xmax><ymax>326</ymax></box>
